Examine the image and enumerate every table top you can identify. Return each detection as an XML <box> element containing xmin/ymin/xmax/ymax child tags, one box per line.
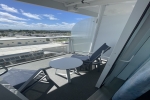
<box><xmin>49</xmin><ymin>57</ymin><xmax>83</xmax><ymax>70</ymax></box>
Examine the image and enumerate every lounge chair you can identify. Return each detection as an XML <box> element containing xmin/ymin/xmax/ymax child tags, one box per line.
<box><xmin>71</xmin><ymin>43</ymin><xmax>111</xmax><ymax>71</ymax></box>
<box><xmin>0</xmin><ymin>65</ymin><xmax>51</xmax><ymax>93</ymax></box>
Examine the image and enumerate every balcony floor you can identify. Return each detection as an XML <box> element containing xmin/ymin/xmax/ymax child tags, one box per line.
<box><xmin>1</xmin><ymin>54</ymin><xmax>105</xmax><ymax>100</ymax></box>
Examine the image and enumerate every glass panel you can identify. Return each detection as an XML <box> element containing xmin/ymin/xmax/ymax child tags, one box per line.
<box><xmin>104</xmin><ymin>6</ymin><xmax>150</xmax><ymax>85</ymax></box>
<box><xmin>71</xmin><ymin>17</ymin><xmax>96</xmax><ymax>53</ymax></box>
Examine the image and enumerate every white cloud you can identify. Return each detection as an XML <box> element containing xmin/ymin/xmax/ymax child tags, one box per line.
<box><xmin>0</xmin><ymin>12</ymin><xmax>27</xmax><ymax>21</ymax></box>
<box><xmin>57</xmin><ymin>13</ymin><xmax>62</xmax><ymax>14</ymax></box>
<box><xmin>0</xmin><ymin>4</ymin><xmax>18</xmax><ymax>13</ymax></box>
<box><xmin>20</xmin><ymin>9</ymin><xmax>41</xmax><ymax>20</ymax></box>
<box><xmin>0</xmin><ymin>21</ymin><xmax>75</xmax><ymax>30</ymax></box>
<box><xmin>76</xmin><ymin>18</ymin><xmax>83</xmax><ymax>20</ymax></box>
<box><xmin>43</xmin><ymin>14</ymin><xmax>59</xmax><ymax>20</ymax></box>
<box><xmin>0</xmin><ymin>18</ymin><xmax>26</xmax><ymax>24</ymax></box>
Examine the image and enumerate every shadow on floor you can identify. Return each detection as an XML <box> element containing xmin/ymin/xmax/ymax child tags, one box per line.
<box><xmin>23</xmin><ymin>64</ymin><xmax>105</xmax><ymax>100</ymax></box>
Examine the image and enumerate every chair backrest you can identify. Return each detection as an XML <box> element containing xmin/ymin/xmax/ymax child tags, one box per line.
<box><xmin>89</xmin><ymin>43</ymin><xmax>111</xmax><ymax>62</ymax></box>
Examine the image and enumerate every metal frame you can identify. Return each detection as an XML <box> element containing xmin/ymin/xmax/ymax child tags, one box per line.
<box><xmin>95</xmin><ymin>0</ymin><xmax>150</xmax><ymax>88</ymax></box>
<box><xmin>18</xmin><ymin>68</ymin><xmax>51</xmax><ymax>92</ymax></box>
<box><xmin>90</xmin><ymin>5</ymin><xmax>106</xmax><ymax>52</ymax></box>
<box><xmin>55</xmin><ymin>68</ymin><xmax>79</xmax><ymax>83</ymax></box>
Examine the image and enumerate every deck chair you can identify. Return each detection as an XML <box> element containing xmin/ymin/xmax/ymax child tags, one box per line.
<box><xmin>71</xmin><ymin>43</ymin><xmax>111</xmax><ymax>71</ymax></box>
<box><xmin>0</xmin><ymin>65</ymin><xmax>52</xmax><ymax>93</ymax></box>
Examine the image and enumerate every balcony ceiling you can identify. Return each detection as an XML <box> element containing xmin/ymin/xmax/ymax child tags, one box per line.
<box><xmin>16</xmin><ymin>0</ymin><xmax>136</xmax><ymax>17</ymax></box>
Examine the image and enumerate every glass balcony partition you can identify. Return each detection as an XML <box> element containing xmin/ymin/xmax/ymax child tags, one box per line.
<box><xmin>70</xmin><ymin>18</ymin><xmax>97</xmax><ymax>55</ymax></box>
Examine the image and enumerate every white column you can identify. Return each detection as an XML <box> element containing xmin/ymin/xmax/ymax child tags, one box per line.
<box><xmin>90</xmin><ymin>5</ymin><xmax>106</xmax><ymax>52</ymax></box>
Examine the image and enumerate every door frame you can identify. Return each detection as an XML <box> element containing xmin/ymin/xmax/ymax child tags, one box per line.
<box><xmin>95</xmin><ymin>0</ymin><xmax>150</xmax><ymax>88</ymax></box>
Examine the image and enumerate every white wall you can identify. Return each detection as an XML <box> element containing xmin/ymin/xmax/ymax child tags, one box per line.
<box><xmin>92</xmin><ymin>2</ymin><xmax>136</xmax><ymax>58</ymax></box>
<box><xmin>93</xmin><ymin>14</ymin><xmax>131</xmax><ymax>58</ymax></box>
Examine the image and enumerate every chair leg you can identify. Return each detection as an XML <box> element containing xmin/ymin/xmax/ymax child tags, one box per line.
<box><xmin>74</xmin><ymin>68</ymin><xmax>80</xmax><ymax>75</ymax></box>
<box><xmin>97</xmin><ymin>64</ymin><xmax>100</xmax><ymax>72</ymax></box>
<box><xmin>87</xmin><ymin>63</ymin><xmax>92</xmax><ymax>71</ymax></box>
<box><xmin>95</xmin><ymin>58</ymin><xmax>101</xmax><ymax>72</ymax></box>
<box><xmin>80</xmin><ymin>65</ymin><xmax>85</xmax><ymax>71</ymax></box>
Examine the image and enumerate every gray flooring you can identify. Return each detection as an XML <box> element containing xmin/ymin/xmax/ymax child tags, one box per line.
<box><xmin>1</xmin><ymin>54</ymin><xmax>105</xmax><ymax>100</ymax></box>
<box><xmin>88</xmin><ymin>78</ymin><xmax>125</xmax><ymax>100</ymax></box>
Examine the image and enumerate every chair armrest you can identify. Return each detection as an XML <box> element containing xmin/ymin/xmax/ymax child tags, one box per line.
<box><xmin>74</xmin><ymin>51</ymin><xmax>93</xmax><ymax>54</ymax></box>
<box><xmin>0</xmin><ymin>65</ymin><xmax>8</xmax><ymax>76</ymax></box>
<box><xmin>83</xmin><ymin>61</ymin><xmax>92</xmax><ymax>63</ymax></box>
<box><xmin>102</xmin><ymin>56</ymin><xmax>110</xmax><ymax>58</ymax></box>
<box><xmin>92</xmin><ymin>62</ymin><xmax>101</xmax><ymax>65</ymax></box>
<box><xmin>101</xmin><ymin>56</ymin><xmax>110</xmax><ymax>61</ymax></box>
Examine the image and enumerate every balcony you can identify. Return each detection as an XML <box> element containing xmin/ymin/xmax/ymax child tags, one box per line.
<box><xmin>0</xmin><ymin>0</ymin><xmax>142</xmax><ymax>99</ymax></box>
<box><xmin>2</xmin><ymin>54</ymin><xmax>106</xmax><ymax>100</ymax></box>
<box><xmin>0</xmin><ymin>38</ymin><xmax>107</xmax><ymax>100</ymax></box>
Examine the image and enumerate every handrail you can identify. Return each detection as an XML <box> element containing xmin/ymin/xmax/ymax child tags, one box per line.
<box><xmin>0</xmin><ymin>36</ymin><xmax>71</xmax><ymax>41</ymax></box>
<box><xmin>119</xmin><ymin>55</ymin><xmax>134</xmax><ymax>63</ymax></box>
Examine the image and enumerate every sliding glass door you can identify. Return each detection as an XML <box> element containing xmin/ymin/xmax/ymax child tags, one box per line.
<box><xmin>104</xmin><ymin>5</ymin><xmax>150</xmax><ymax>86</ymax></box>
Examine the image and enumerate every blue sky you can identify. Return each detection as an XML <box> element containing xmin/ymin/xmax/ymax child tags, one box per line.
<box><xmin>0</xmin><ymin>0</ymin><xmax>90</xmax><ymax>30</ymax></box>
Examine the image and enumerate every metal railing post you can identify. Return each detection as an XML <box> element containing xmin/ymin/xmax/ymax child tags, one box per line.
<box><xmin>68</xmin><ymin>38</ymin><xmax>72</xmax><ymax>53</ymax></box>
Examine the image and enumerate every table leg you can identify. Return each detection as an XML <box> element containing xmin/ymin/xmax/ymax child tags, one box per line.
<box><xmin>55</xmin><ymin>69</ymin><xmax>67</xmax><ymax>76</ymax></box>
<box><xmin>66</xmin><ymin>69</ymin><xmax>71</xmax><ymax>83</ymax></box>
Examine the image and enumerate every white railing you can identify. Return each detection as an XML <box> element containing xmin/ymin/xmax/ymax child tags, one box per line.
<box><xmin>0</xmin><ymin>36</ymin><xmax>93</xmax><ymax>57</ymax></box>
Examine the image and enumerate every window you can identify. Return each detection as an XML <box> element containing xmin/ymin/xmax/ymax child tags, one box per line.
<box><xmin>37</xmin><ymin>53</ymin><xmax>41</xmax><ymax>55</ymax></box>
<box><xmin>0</xmin><ymin>43</ymin><xmax>3</xmax><ymax>45</ymax></box>
<box><xmin>15</xmin><ymin>56</ymin><xmax>20</xmax><ymax>60</ymax></box>
<box><xmin>46</xmin><ymin>38</ymin><xmax>50</xmax><ymax>41</ymax></box>
<box><xmin>33</xmin><ymin>41</ymin><xmax>37</xmax><ymax>42</ymax></box>
<box><xmin>33</xmin><ymin>54</ymin><xmax>37</xmax><ymax>56</ymax></box>
<box><xmin>12</xmin><ymin>42</ymin><xmax>14</xmax><ymax>43</ymax></box>
<box><xmin>5</xmin><ymin>58</ymin><xmax>10</xmax><ymax>61</ymax></box>
<box><xmin>18</xmin><ymin>42</ymin><xmax>21</xmax><ymax>44</ymax></box>
<box><xmin>21</xmin><ymin>55</ymin><xmax>25</xmax><ymax>58</ymax></box>
<box><xmin>43</xmin><ymin>41</ymin><xmax>45</xmax><ymax>42</ymax></box>
<box><xmin>0</xmin><ymin>59</ymin><xmax>4</xmax><ymax>62</ymax></box>
<box><xmin>28</xmin><ymin>54</ymin><xmax>32</xmax><ymax>57</ymax></box>
<box><xmin>25</xmin><ymin>55</ymin><xmax>29</xmax><ymax>57</ymax></box>
<box><xmin>10</xmin><ymin>57</ymin><xmax>15</xmax><ymax>60</ymax></box>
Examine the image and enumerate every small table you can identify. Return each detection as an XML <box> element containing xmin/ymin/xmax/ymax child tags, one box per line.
<box><xmin>49</xmin><ymin>57</ymin><xmax>83</xmax><ymax>83</ymax></box>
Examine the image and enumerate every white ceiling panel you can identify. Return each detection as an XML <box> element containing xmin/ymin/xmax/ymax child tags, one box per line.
<box><xmin>17</xmin><ymin>0</ymin><xmax>137</xmax><ymax>17</ymax></box>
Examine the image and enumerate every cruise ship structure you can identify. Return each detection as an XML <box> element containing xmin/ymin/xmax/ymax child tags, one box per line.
<box><xmin>1</xmin><ymin>0</ymin><xmax>150</xmax><ymax>100</ymax></box>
